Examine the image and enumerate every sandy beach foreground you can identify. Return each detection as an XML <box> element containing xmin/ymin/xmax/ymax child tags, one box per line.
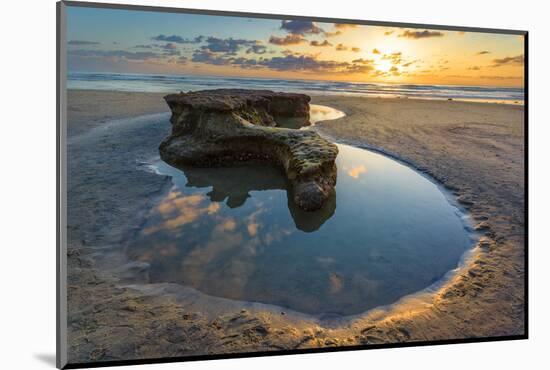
<box><xmin>66</xmin><ymin>89</ymin><xmax>525</xmax><ymax>364</ymax></box>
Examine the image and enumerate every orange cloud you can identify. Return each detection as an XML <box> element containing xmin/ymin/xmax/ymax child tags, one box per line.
<box><xmin>347</xmin><ymin>165</ymin><xmax>367</xmax><ymax>178</ymax></box>
<box><xmin>269</xmin><ymin>34</ymin><xmax>305</xmax><ymax>45</ymax></box>
<box><xmin>310</xmin><ymin>39</ymin><xmax>332</xmax><ymax>47</ymax></box>
<box><xmin>334</xmin><ymin>23</ymin><xmax>358</xmax><ymax>29</ymax></box>
<box><xmin>399</xmin><ymin>29</ymin><xmax>444</xmax><ymax>39</ymax></box>
<box><xmin>335</xmin><ymin>43</ymin><xmax>348</xmax><ymax>51</ymax></box>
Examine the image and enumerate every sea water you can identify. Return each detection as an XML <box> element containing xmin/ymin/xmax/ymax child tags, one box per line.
<box><xmin>69</xmin><ymin>71</ymin><xmax>524</xmax><ymax>104</ymax></box>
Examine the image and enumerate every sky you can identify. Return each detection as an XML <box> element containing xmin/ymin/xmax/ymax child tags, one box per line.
<box><xmin>66</xmin><ymin>6</ymin><xmax>525</xmax><ymax>87</ymax></box>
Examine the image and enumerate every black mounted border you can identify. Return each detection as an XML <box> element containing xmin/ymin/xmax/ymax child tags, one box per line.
<box><xmin>57</xmin><ymin>1</ymin><xmax>529</xmax><ymax>369</ymax></box>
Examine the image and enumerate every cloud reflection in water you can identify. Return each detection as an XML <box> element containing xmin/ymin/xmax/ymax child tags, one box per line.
<box><xmin>128</xmin><ymin>144</ymin><xmax>473</xmax><ymax>316</ymax></box>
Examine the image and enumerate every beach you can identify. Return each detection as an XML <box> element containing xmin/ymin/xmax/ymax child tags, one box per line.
<box><xmin>66</xmin><ymin>89</ymin><xmax>525</xmax><ymax>363</ymax></box>
<box><xmin>67</xmin><ymin>90</ymin><xmax>167</xmax><ymax>136</ymax></box>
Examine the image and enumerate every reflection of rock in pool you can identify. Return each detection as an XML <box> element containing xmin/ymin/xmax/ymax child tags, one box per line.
<box><xmin>288</xmin><ymin>191</ymin><xmax>336</xmax><ymax>233</ymax></box>
<box><xmin>129</xmin><ymin>144</ymin><xmax>474</xmax><ymax>316</ymax></box>
<box><xmin>163</xmin><ymin>162</ymin><xmax>336</xmax><ymax>232</ymax></box>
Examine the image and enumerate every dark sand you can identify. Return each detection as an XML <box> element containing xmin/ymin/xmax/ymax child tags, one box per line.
<box><xmin>65</xmin><ymin>90</ymin><xmax>525</xmax><ymax>364</ymax></box>
<box><xmin>67</xmin><ymin>89</ymin><xmax>167</xmax><ymax>136</ymax></box>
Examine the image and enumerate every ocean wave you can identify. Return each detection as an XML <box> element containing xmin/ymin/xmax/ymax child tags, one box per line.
<box><xmin>67</xmin><ymin>72</ymin><xmax>524</xmax><ymax>102</ymax></box>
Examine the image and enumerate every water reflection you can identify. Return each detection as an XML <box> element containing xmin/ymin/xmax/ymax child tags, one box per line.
<box><xmin>274</xmin><ymin>104</ymin><xmax>345</xmax><ymax>129</ymax></box>
<box><xmin>143</xmin><ymin>192</ymin><xmax>220</xmax><ymax>235</ymax></box>
<box><xmin>309</xmin><ymin>104</ymin><xmax>346</xmax><ymax>125</ymax></box>
<box><xmin>164</xmin><ymin>163</ymin><xmax>335</xmax><ymax>232</ymax></box>
<box><xmin>129</xmin><ymin>144</ymin><xmax>473</xmax><ymax>316</ymax></box>
<box><xmin>345</xmin><ymin>164</ymin><xmax>368</xmax><ymax>179</ymax></box>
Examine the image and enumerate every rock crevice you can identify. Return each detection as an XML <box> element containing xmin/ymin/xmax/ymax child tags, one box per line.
<box><xmin>160</xmin><ymin>89</ymin><xmax>338</xmax><ymax>211</ymax></box>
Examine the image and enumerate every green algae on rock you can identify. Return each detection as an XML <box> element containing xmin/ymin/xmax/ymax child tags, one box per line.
<box><xmin>160</xmin><ymin>89</ymin><xmax>339</xmax><ymax>211</ymax></box>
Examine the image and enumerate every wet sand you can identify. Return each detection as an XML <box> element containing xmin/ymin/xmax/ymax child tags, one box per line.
<box><xmin>65</xmin><ymin>89</ymin><xmax>525</xmax><ymax>364</ymax></box>
<box><xmin>67</xmin><ymin>89</ymin><xmax>167</xmax><ymax>136</ymax></box>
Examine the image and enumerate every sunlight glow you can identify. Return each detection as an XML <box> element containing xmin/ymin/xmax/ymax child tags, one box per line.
<box><xmin>376</xmin><ymin>59</ymin><xmax>393</xmax><ymax>73</ymax></box>
<box><xmin>67</xmin><ymin>6</ymin><xmax>525</xmax><ymax>87</ymax></box>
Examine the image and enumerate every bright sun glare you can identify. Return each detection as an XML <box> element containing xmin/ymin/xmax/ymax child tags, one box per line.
<box><xmin>376</xmin><ymin>59</ymin><xmax>393</xmax><ymax>73</ymax></box>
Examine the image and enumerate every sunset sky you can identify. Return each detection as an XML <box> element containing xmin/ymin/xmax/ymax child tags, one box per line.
<box><xmin>67</xmin><ymin>6</ymin><xmax>525</xmax><ymax>87</ymax></box>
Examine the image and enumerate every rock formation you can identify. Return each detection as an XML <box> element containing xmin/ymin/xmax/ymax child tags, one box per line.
<box><xmin>160</xmin><ymin>89</ymin><xmax>338</xmax><ymax>211</ymax></box>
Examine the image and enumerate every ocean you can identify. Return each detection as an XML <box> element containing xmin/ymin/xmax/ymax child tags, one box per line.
<box><xmin>68</xmin><ymin>72</ymin><xmax>524</xmax><ymax>104</ymax></box>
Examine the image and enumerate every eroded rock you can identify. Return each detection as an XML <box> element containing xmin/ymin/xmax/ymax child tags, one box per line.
<box><xmin>160</xmin><ymin>89</ymin><xmax>338</xmax><ymax>211</ymax></box>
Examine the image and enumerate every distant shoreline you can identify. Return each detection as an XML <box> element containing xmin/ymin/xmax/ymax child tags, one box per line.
<box><xmin>67</xmin><ymin>71</ymin><xmax>525</xmax><ymax>105</ymax></box>
<box><xmin>67</xmin><ymin>86</ymin><xmax>523</xmax><ymax>106</ymax></box>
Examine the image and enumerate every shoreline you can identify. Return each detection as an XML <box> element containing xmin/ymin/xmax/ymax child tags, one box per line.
<box><xmin>65</xmin><ymin>89</ymin><xmax>525</xmax><ymax>363</ymax></box>
<box><xmin>67</xmin><ymin>87</ymin><xmax>524</xmax><ymax>108</ymax></box>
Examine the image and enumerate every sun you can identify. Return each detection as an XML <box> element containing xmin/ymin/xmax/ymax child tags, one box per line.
<box><xmin>376</xmin><ymin>59</ymin><xmax>393</xmax><ymax>73</ymax></box>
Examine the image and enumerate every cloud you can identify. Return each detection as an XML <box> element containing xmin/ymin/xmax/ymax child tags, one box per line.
<box><xmin>246</xmin><ymin>44</ymin><xmax>268</xmax><ymax>54</ymax></box>
<box><xmin>177</xmin><ymin>56</ymin><xmax>188</xmax><ymax>64</ymax></box>
<box><xmin>335</xmin><ymin>43</ymin><xmax>348</xmax><ymax>51</ymax></box>
<box><xmin>334</xmin><ymin>23</ymin><xmax>358</xmax><ymax>29</ymax></box>
<box><xmin>382</xmin><ymin>52</ymin><xmax>402</xmax><ymax>64</ymax></box>
<box><xmin>259</xmin><ymin>54</ymin><xmax>376</xmax><ymax>75</ymax></box>
<box><xmin>202</xmin><ymin>37</ymin><xmax>258</xmax><ymax>54</ymax></box>
<box><xmin>346</xmin><ymin>64</ymin><xmax>375</xmax><ymax>73</ymax></box>
<box><xmin>269</xmin><ymin>34</ymin><xmax>306</xmax><ymax>45</ymax></box>
<box><xmin>134</xmin><ymin>42</ymin><xmax>182</xmax><ymax>55</ymax></box>
<box><xmin>280</xmin><ymin>20</ymin><xmax>323</xmax><ymax>35</ymax></box>
<box><xmin>372</xmin><ymin>48</ymin><xmax>381</xmax><ymax>54</ymax></box>
<box><xmin>154</xmin><ymin>35</ymin><xmax>183</xmax><ymax>43</ymax></box>
<box><xmin>352</xmin><ymin>58</ymin><xmax>374</xmax><ymax>65</ymax></box>
<box><xmin>384</xmin><ymin>30</ymin><xmax>394</xmax><ymax>36</ymax></box>
<box><xmin>347</xmin><ymin>58</ymin><xmax>375</xmax><ymax>74</ymax></box>
<box><xmin>258</xmin><ymin>54</ymin><xmax>348</xmax><ymax>71</ymax></box>
<box><xmin>334</xmin><ymin>43</ymin><xmax>360</xmax><ymax>52</ymax></box>
<box><xmin>402</xmin><ymin>60</ymin><xmax>419</xmax><ymax>67</ymax></box>
<box><xmin>163</xmin><ymin>50</ymin><xmax>180</xmax><ymax>56</ymax></box>
<box><xmin>68</xmin><ymin>49</ymin><xmax>159</xmax><ymax>61</ymax></box>
<box><xmin>154</xmin><ymin>43</ymin><xmax>180</xmax><ymax>56</ymax></box>
<box><xmin>324</xmin><ymin>23</ymin><xmax>357</xmax><ymax>37</ymax></box>
<box><xmin>191</xmin><ymin>48</ymin><xmax>261</xmax><ymax>69</ymax></box>
<box><xmin>68</xmin><ymin>40</ymin><xmax>100</xmax><ymax>45</ymax></box>
<box><xmin>231</xmin><ymin>57</ymin><xmax>261</xmax><ymax>69</ymax></box>
<box><xmin>191</xmin><ymin>49</ymin><xmax>232</xmax><ymax>65</ymax></box>
<box><xmin>152</xmin><ymin>34</ymin><xmax>204</xmax><ymax>44</ymax></box>
<box><xmin>476</xmin><ymin>50</ymin><xmax>491</xmax><ymax>55</ymax></box>
<box><xmin>310</xmin><ymin>40</ymin><xmax>333</xmax><ymax>47</ymax></box>
<box><xmin>188</xmin><ymin>45</ymin><xmax>385</xmax><ymax>76</ymax></box>
<box><xmin>491</xmin><ymin>54</ymin><xmax>524</xmax><ymax>67</ymax></box>
<box><xmin>324</xmin><ymin>30</ymin><xmax>342</xmax><ymax>38</ymax></box>
<box><xmin>468</xmin><ymin>66</ymin><xmax>482</xmax><ymax>71</ymax></box>
<box><xmin>389</xmin><ymin>66</ymin><xmax>400</xmax><ymax>75</ymax></box>
<box><xmin>161</xmin><ymin>43</ymin><xmax>177</xmax><ymax>50</ymax></box>
<box><xmin>398</xmin><ymin>29</ymin><xmax>444</xmax><ymax>39</ymax></box>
